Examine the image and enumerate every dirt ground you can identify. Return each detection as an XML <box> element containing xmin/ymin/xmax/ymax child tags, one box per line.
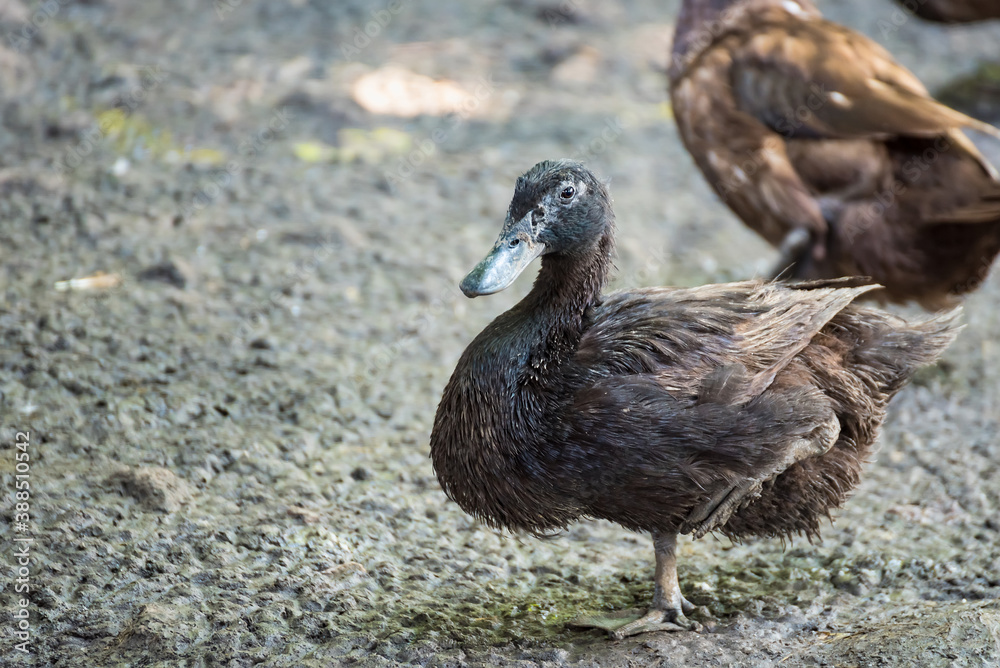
<box><xmin>2</xmin><ymin>0</ymin><xmax>1000</xmax><ymax>665</ymax></box>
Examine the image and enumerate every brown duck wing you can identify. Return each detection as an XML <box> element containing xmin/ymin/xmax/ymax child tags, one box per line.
<box><xmin>575</xmin><ymin>280</ymin><xmax>878</xmax><ymax>401</ymax></box>
<box><xmin>560</xmin><ymin>370</ymin><xmax>836</xmax><ymax>532</ymax></box>
<box><xmin>563</xmin><ymin>279</ymin><xmax>875</xmax><ymax>532</ymax></box>
<box><xmin>731</xmin><ymin>20</ymin><xmax>1000</xmax><ymax>143</ymax></box>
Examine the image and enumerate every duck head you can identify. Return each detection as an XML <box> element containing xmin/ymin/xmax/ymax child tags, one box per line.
<box><xmin>460</xmin><ymin>160</ymin><xmax>613</xmax><ymax>297</ymax></box>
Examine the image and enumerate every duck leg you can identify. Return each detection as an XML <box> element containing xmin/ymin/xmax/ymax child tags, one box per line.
<box><xmin>769</xmin><ymin>227</ymin><xmax>813</xmax><ymax>279</ymax></box>
<box><xmin>682</xmin><ymin>414</ymin><xmax>841</xmax><ymax>540</ymax></box>
<box><xmin>611</xmin><ymin>531</ymin><xmax>701</xmax><ymax>639</ymax></box>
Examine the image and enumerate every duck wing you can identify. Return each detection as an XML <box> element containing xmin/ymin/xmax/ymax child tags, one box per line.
<box><xmin>731</xmin><ymin>19</ymin><xmax>999</xmax><ymax>143</ymax></box>
<box><xmin>559</xmin><ymin>368</ymin><xmax>837</xmax><ymax>531</ymax></box>
<box><xmin>729</xmin><ymin>17</ymin><xmax>999</xmax><ymax>177</ymax></box>
<box><xmin>559</xmin><ymin>280</ymin><xmax>873</xmax><ymax>532</ymax></box>
<box><xmin>560</xmin><ymin>280</ymin><xmax>876</xmax><ymax>534</ymax></box>
<box><xmin>574</xmin><ymin>279</ymin><xmax>878</xmax><ymax>402</ymax></box>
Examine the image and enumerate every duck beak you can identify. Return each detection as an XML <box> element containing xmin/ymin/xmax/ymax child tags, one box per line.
<box><xmin>460</xmin><ymin>214</ymin><xmax>545</xmax><ymax>297</ymax></box>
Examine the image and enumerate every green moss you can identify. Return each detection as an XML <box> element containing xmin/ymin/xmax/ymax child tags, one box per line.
<box><xmin>363</xmin><ymin>557</ymin><xmax>807</xmax><ymax>647</ymax></box>
<box><xmin>354</xmin><ymin>575</ymin><xmax>651</xmax><ymax>650</ymax></box>
<box><xmin>96</xmin><ymin>109</ymin><xmax>175</xmax><ymax>159</ymax></box>
<box><xmin>344</xmin><ymin>546</ymin><xmax>954</xmax><ymax>655</ymax></box>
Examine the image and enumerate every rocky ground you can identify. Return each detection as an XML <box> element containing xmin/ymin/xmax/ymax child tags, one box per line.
<box><xmin>2</xmin><ymin>0</ymin><xmax>1000</xmax><ymax>665</ymax></box>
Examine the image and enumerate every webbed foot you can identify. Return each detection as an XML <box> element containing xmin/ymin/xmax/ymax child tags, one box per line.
<box><xmin>571</xmin><ymin>531</ymin><xmax>704</xmax><ymax>639</ymax></box>
<box><xmin>611</xmin><ymin>595</ymin><xmax>701</xmax><ymax>639</ymax></box>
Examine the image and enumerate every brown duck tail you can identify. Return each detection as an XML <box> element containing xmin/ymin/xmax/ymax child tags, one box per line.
<box><xmin>722</xmin><ymin>306</ymin><xmax>961</xmax><ymax>542</ymax></box>
<box><xmin>845</xmin><ymin>306</ymin><xmax>962</xmax><ymax>400</ymax></box>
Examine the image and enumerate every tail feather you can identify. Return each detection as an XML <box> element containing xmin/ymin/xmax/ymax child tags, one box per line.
<box><xmin>720</xmin><ymin>303</ymin><xmax>961</xmax><ymax>542</ymax></box>
<box><xmin>847</xmin><ymin>306</ymin><xmax>962</xmax><ymax>398</ymax></box>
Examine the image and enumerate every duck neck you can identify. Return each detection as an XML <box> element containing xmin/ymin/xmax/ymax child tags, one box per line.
<box><xmin>672</xmin><ymin>0</ymin><xmax>735</xmax><ymax>78</ymax></box>
<box><xmin>520</xmin><ymin>227</ymin><xmax>615</xmax><ymax>365</ymax></box>
<box><xmin>671</xmin><ymin>0</ymin><xmax>818</xmax><ymax>79</ymax></box>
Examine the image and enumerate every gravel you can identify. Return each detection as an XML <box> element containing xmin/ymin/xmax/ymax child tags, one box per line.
<box><xmin>1</xmin><ymin>0</ymin><xmax>999</xmax><ymax>665</ymax></box>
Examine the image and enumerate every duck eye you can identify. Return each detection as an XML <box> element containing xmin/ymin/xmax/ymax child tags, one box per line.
<box><xmin>560</xmin><ymin>186</ymin><xmax>575</xmax><ymax>200</ymax></box>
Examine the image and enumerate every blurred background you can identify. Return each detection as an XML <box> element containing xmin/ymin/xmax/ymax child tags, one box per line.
<box><xmin>1</xmin><ymin>0</ymin><xmax>999</xmax><ymax>665</ymax></box>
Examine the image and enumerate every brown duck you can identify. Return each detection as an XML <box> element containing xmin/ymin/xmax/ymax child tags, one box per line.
<box><xmin>430</xmin><ymin>160</ymin><xmax>959</xmax><ymax>638</ymax></box>
<box><xmin>892</xmin><ymin>0</ymin><xmax>1000</xmax><ymax>22</ymax></box>
<box><xmin>670</xmin><ymin>0</ymin><xmax>1000</xmax><ymax>310</ymax></box>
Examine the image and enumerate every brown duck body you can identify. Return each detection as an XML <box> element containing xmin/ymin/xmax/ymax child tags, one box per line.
<box><xmin>432</xmin><ymin>276</ymin><xmax>956</xmax><ymax>541</ymax></box>
<box><xmin>893</xmin><ymin>0</ymin><xmax>1000</xmax><ymax>22</ymax></box>
<box><xmin>669</xmin><ymin>0</ymin><xmax>1000</xmax><ymax>309</ymax></box>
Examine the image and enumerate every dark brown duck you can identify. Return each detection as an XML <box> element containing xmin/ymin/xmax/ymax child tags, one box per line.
<box><xmin>430</xmin><ymin>160</ymin><xmax>959</xmax><ymax>638</ymax></box>
<box><xmin>669</xmin><ymin>0</ymin><xmax>1000</xmax><ymax>310</ymax></box>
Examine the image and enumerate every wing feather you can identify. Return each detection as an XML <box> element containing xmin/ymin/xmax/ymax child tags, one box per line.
<box><xmin>732</xmin><ymin>23</ymin><xmax>1000</xmax><ymax>144</ymax></box>
<box><xmin>575</xmin><ymin>280</ymin><xmax>878</xmax><ymax>402</ymax></box>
